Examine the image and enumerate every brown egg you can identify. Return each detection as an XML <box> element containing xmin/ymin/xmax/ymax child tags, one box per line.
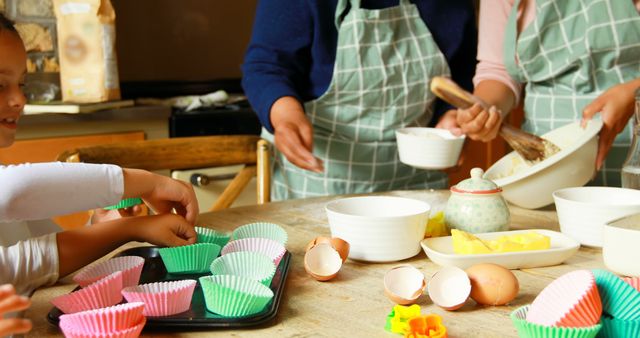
<box><xmin>304</xmin><ymin>243</ymin><xmax>342</xmax><ymax>281</ymax></box>
<box><xmin>466</xmin><ymin>263</ymin><xmax>519</xmax><ymax>306</ymax></box>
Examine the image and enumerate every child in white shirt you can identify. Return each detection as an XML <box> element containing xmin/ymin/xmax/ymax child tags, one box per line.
<box><xmin>0</xmin><ymin>13</ymin><xmax>200</xmax><ymax>336</ymax></box>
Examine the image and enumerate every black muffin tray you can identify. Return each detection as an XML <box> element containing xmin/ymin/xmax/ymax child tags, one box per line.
<box><xmin>47</xmin><ymin>246</ymin><xmax>291</xmax><ymax>329</ymax></box>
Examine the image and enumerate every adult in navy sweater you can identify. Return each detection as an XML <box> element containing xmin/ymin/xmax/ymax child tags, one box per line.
<box><xmin>242</xmin><ymin>0</ymin><xmax>477</xmax><ymax>200</ymax></box>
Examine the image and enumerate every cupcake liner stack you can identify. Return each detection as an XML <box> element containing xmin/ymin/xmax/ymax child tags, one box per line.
<box><xmin>59</xmin><ymin>302</ymin><xmax>146</xmax><ymax>338</ymax></box>
<box><xmin>511</xmin><ymin>269</ymin><xmax>640</xmax><ymax>338</ymax></box>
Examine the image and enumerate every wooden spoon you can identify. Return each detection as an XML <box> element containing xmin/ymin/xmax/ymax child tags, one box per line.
<box><xmin>430</xmin><ymin>77</ymin><xmax>560</xmax><ymax>162</ymax></box>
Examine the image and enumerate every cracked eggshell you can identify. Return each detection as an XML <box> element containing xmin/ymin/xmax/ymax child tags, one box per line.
<box><xmin>304</xmin><ymin>243</ymin><xmax>342</xmax><ymax>281</ymax></box>
<box><xmin>428</xmin><ymin>266</ymin><xmax>471</xmax><ymax>311</ymax></box>
<box><xmin>466</xmin><ymin>263</ymin><xmax>519</xmax><ymax>306</ymax></box>
<box><xmin>306</xmin><ymin>237</ymin><xmax>350</xmax><ymax>262</ymax></box>
<box><xmin>384</xmin><ymin>265</ymin><xmax>426</xmax><ymax>305</ymax></box>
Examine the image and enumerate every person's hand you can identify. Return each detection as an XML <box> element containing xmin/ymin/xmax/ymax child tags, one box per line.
<box><xmin>122</xmin><ymin>169</ymin><xmax>199</xmax><ymax>225</ymax></box>
<box><xmin>435</xmin><ymin>109</ymin><xmax>466</xmax><ymax>173</ymax></box>
<box><xmin>271</xmin><ymin>96</ymin><xmax>323</xmax><ymax>173</ymax></box>
<box><xmin>582</xmin><ymin>79</ymin><xmax>640</xmax><ymax>170</ymax></box>
<box><xmin>456</xmin><ymin>103</ymin><xmax>503</xmax><ymax>142</ymax></box>
<box><xmin>90</xmin><ymin>206</ymin><xmax>144</xmax><ymax>224</ymax></box>
<box><xmin>132</xmin><ymin>214</ymin><xmax>197</xmax><ymax>247</ymax></box>
<box><xmin>0</xmin><ymin>284</ymin><xmax>32</xmax><ymax>336</ymax></box>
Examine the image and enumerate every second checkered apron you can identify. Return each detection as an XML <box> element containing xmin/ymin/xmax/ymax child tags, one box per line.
<box><xmin>269</xmin><ymin>0</ymin><xmax>451</xmax><ymax>200</ymax></box>
<box><xmin>504</xmin><ymin>0</ymin><xmax>640</xmax><ymax>186</ymax></box>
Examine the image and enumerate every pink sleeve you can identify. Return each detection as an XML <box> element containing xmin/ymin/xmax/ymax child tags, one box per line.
<box><xmin>474</xmin><ymin>0</ymin><xmax>523</xmax><ymax>105</ymax></box>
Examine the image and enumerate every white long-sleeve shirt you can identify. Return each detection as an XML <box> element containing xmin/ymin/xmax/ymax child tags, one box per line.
<box><xmin>0</xmin><ymin>162</ymin><xmax>124</xmax><ymax>295</ymax></box>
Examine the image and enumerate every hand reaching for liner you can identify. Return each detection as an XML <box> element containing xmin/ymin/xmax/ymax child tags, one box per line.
<box><xmin>0</xmin><ymin>284</ymin><xmax>31</xmax><ymax>336</ymax></box>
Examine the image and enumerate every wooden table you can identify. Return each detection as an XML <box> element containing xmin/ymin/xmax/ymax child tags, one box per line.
<box><xmin>25</xmin><ymin>190</ymin><xmax>605</xmax><ymax>337</ymax></box>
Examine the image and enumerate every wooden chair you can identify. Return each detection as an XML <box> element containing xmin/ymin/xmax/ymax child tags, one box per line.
<box><xmin>57</xmin><ymin>135</ymin><xmax>271</xmax><ymax>211</ymax></box>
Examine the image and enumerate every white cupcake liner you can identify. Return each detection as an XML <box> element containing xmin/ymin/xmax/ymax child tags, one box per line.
<box><xmin>121</xmin><ymin>280</ymin><xmax>196</xmax><ymax>317</ymax></box>
<box><xmin>59</xmin><ymin>302</ymin><xmax>145</xmax><ymax>333</ymax></box>
<box><xmin>60</xmin><ymin>317</ymin><xmax>146</xmax><ymax>338</ymax></box>
<box><xmin>52</xmin><ymin>272</ymin><xmax>124</xmax><ymax>314</ymax></box>
<box><xmin>210</xmin><ymin>251</ymin><xmax>276</xmax><ymax>286</ymax></box>
<box><xmin>73</xmin><ymin>256</ymin><xmax>145</xmax><ymax>288</ymax></box>
<box><xmin>221</xmin><ymin>237</ymin><xmax>286</xmax><ymax>266</ymax></box>
<box><xmin>231</xmin><ymin>222</ymin><xmax>288</xmax><ymax>246</ymax></box>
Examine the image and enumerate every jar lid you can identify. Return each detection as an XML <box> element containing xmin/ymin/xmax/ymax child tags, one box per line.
<box><xmin>451</xmin><ymin>168</ymin><xmax>502</xmax><ymax>194</ymax></box>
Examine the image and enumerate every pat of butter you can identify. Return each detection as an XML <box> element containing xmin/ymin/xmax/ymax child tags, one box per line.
<box><xmin>452</xmin><ymin>229</ymin><xmax>550</xmax><ymax>254</ymax></box>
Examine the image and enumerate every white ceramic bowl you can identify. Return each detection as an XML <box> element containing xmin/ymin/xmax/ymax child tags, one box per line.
<box><xmin>325</xmin><ymin>196</ymin><xmax>431</xmax><ymax>262</ymax></box>
<box><xmin>485</xmin><ymin>120</ymin><xmax>603</xmax><ymax>209</ymax></box>
<box><xmin>553</xmin><ymin>187</ymin><xmax>640</xmax><ymax>247</ymax></box>
<box><xmin>396</xmin><ymin>127</ymin><xmax>465</xmax><ymax>170</ymax></box>
<box><xmin>603</xmin><ymin>213</ymin><xmax>640</xmax><ymax>277</ymax></box>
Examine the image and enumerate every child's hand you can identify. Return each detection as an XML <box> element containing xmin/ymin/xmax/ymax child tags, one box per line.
<box><xmin>582</xmin><ymin>79</ymin><xmax>640</xmax><ymax>170</ymax></box>
<box><xmin>0</xmin><ymin>284</ymin><xmax>32</xmax><ymax>336</ymax></box>
<box><xmin>435</xmin><ymin>109</ymin><xmax>463</xmax><ymax>136</ymax></box>
<box><xmin>456</xmin><ymin>103</ymin><xmax>503</xmax><ymax>142</ymax></box>
<box><xmin>133</xmin><ymin>214</ymin><xmax>197</xmax><ymax>247</ymax></box>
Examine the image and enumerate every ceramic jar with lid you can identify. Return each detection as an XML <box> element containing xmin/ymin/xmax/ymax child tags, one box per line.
<box><xmin>445</xmin><ymin>168</ymin><xmax>510</xmax><ymax>233</ymax></box>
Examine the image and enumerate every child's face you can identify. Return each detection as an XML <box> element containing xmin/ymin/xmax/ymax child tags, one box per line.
<box><xmin>0</xmin><ymin>30</ymin><xmax>26</xmax><ymax>147</ymax></box>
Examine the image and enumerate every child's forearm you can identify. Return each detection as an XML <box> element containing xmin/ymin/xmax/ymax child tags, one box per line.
<box><xmin>474</xmin><ymin>80</ymin><xmax>518</xmax><ymax>116</ymax></box>
<box><xmin>56</xmin><ymin>218</ymin><xmax>140</xmax><ymax>278</ymax></box>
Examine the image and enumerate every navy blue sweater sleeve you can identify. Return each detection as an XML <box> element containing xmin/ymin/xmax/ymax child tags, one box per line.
<box><xmin>242</xmin><ymin>0</ymin><xmax>477</xmax><ymax>133</ymax></box>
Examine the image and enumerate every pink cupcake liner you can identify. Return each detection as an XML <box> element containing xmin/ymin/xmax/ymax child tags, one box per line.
<box><xmin>52</xmin><ymin>272</ymin><xmax>124</xmax><ymax>314</ymax></box>
<box><xmin>121</xmin><ymin>280</ymin><xmax>196</xmax><ymax>317</ymax></box>
<box><xmin>60</xmin><ymin>317</ymin><xmax>146</xmax><ymax>338</ymax></box>
<box><xmin>221</xmin><ymin>237</ymin><xmax>286</xmax><ymax>266</ymax></box>
<box><xmin>623</xmin><ymin>277</ymin><xmax>640</xmax><ymax>293</ymax></box>
<box><xmin>59</xmin><ymin>302</ymin><xmax>145</xmax><ymax>333</ymax></box>
<box><xmin>527</xmin><ymin>270</ymin><xmax>602</xmax><ymax>328</ymax></box>
<box><xmin>73</xmin><ymin>256</ymin><xmax>145</xmax><ymax>288</ymax></box>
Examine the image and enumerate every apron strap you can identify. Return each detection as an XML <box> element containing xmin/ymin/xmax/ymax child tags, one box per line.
<box><xmin>503</xmin><ymin>0</ymin><xmax>528</xmax><ymax>83</ymax></box>
<box><xmin>335</xmin><ymin>0</ymin><xmax>411</xmax><ymax>29</ymax></box>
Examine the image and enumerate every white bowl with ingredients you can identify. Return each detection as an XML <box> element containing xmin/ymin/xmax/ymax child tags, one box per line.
<box><xmin>396</xmin><ymin>127</ymin><xmax>465</xmax><ymax>170</ymax></box>
<box><xmin>553</xmin><ymin>187</ymin><xmax>640</xmax><ymax>247</ymax></box>
<box><xmin>603</xmin><ymin>213</ymin><xmax>640</xmax><ymax>277</ymax></box>
<box><xmin>484</xmin><ymin>120</ymin><xmax>603</xmax><ymax>209</ymax></box>
<box><xmin>326</xmin><ymin>196</ymin><xmax>431</xmax><ymax>262</ymax></box>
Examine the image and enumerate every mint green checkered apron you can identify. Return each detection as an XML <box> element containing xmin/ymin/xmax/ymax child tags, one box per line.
<box><xmin>504</xmin><ymin>0</ymin><xmax>640</xmax><ymax>186</ymax></box>
<box><xmin>268</xmin><ymin>0</ymin><xmax>451</xmax><ymax>200</ymax></box>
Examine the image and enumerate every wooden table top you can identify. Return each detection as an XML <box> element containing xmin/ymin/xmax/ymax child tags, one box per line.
<box><xmin>25</xmin><ymin>190</ymin><xmax>605</xmax><ymax>337</ymax></box>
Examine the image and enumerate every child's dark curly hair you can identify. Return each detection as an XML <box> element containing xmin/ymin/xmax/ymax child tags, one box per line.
<box><xmin>0</xmin><ymin>12</ymin><xmax>17</xmax><ymax>33</ymax></box>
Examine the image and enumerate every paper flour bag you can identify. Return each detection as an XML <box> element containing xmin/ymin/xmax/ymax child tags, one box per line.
<box><xmin>53</xmin><ymin>0</ymin><xmax>120</xmax><ymax>103</ymax></box>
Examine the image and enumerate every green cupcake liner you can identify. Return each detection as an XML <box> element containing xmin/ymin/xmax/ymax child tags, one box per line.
<box><xmin>103</xmin><ymin>198</ymin><xmax>143</xmax><ymax>210</ymax></box>
<box><xmin>158</xmin><ymin>243</ymin><xmax>221</xmax><ymax>274</ymax></box>
<box><xmin>597</xmin><ymin>314</ymin><xmax>640</xmax><ymax>338</ymax></box>
<box><xmin>195</xmin><ymin>226</ymin><xmax>231</xmax><ymax>247</ymax></box>
<box><xmin>511</xmin><ymin>305</ymin><xmax>601</xmax><ymax>338</ymax></box>
<box><xmin>210</xmin><ymin>251</ymin><xmax>276</xmax><ymax>286</ymax></box>
<box><xmin>199</xmin><ymin>275</ymin><xmax>274</xmax><ymax>317</ymax></box>
<box><xmin>231</xmin><ymin>222</ymin><xmax>288</xmax><ymax>246</ymax></box>
<box><xmin>592</xmin><ymin>269</ymin><xmax>640</xmax><ymax>321</ymax></box>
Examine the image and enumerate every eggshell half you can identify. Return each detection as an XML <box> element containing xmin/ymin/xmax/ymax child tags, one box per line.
<box><xmin>305</xmin><ymin>237</ymin><xmax>332</xmax><ymax>252</ymax></box>
<box><xmin>466</xmin><ymin>263</ymin><xmax>519</xmax><ymax>306</ymax></box>
<box><xmin>304</xmin><ymin>243</ymin><xmax>342</xmax><ymax>281</ymax></box>
<box><xmin>428</xmin><ymin>266</ymin><xmax>471</xmax><ymax>311</ymax></box>
<box><xmin>384</xmin><ymin>265</ymin><xmax>426</xmax><ymax>305</ymax></box>
<box><xmin>330</xmin><ymin>237</ymin><xmax>350</xmax><ymax>262</ymax></box>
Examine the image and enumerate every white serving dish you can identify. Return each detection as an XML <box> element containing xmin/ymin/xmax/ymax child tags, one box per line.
<box><xmin>326</xmin><ymin>196</ymin><xmax>430</xmax><ymax>262</ymax></box>
<box><xmin>553</xmin><ymin>187</ymin><xmax>640</xmax><ymax>247</ymax></box>
<box><xmin>420</xmin><ymin>229</ymin><xmax>579</xmax><ymax>270</ymax></box>
<box><xmin>603</xmin><ymin>213</ymin><xmax>640</xmax><ymax>277</ymax></box>
<box><xmin>395</xmin><ymin>127</ymin><xmax>465</xmax><ymax>170</ymax></box>
<box><xmin>485</xmin><ymin>120</ymin><xmax>603</xmax><ymax>209</ymax></box>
